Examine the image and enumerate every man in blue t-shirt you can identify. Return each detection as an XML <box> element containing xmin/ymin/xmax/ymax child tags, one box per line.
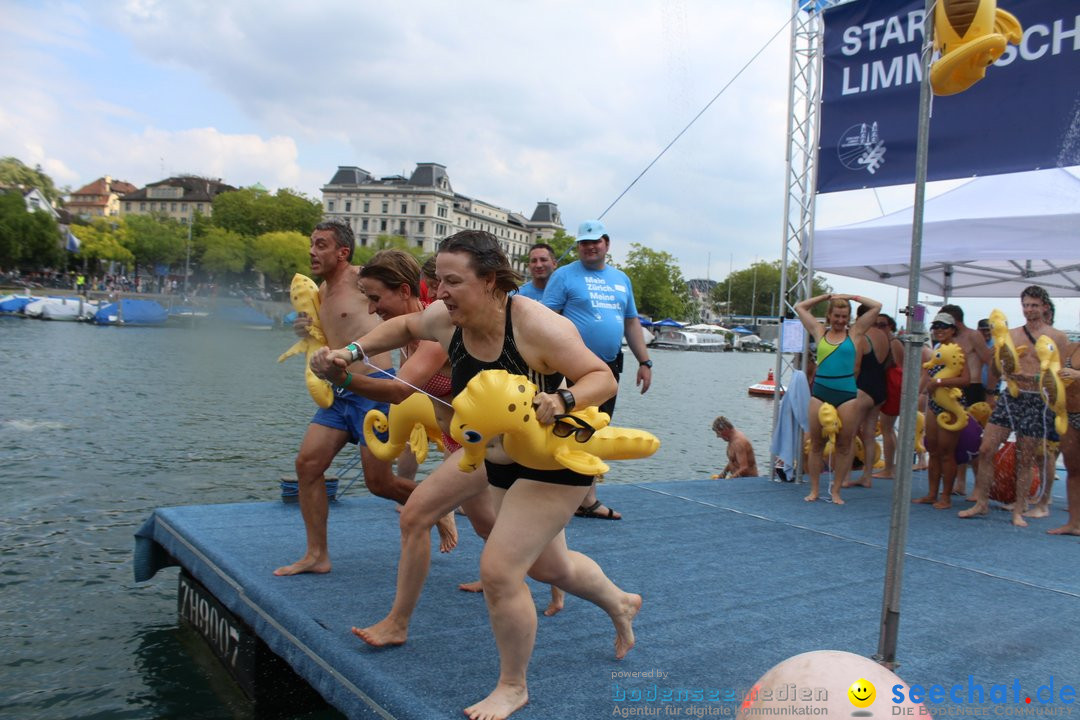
<box><xmin>543</xmin><ymin>220</ymin><xmax>653</xmax><ymax>520</ymax></box>
<box><xmin>516</xmin><ymin>243</ymin><xmax>557</xmax><ymax>301</ymax></box>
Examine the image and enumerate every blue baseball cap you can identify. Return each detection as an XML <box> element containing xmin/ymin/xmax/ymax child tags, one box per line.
<box><xmin>577</xmin><ymin>220</ymin><xmax>607</xmax><ymax>242</ymax></box>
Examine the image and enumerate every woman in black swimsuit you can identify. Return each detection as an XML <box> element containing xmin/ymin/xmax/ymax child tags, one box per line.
<box><xmin>325</xmin><ymin>231</ymin><xmax>640</xmax><ymax>720</ymax></box>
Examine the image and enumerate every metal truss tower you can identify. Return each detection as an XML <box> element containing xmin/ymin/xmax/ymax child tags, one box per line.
<box><xmin>770</xmin><ymin>0</ymin><xmax>848</xmax><ymax>475</ymax></box>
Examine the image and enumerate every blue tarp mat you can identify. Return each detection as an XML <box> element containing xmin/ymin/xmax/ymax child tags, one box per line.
<box><xmin>0</xmin><ymin>296</ymin><xmax>34</xmax><ymax>313</ymax></box>
<box><xmin>93</xmin><ymin>299</ymin><xmax>168</xmax><ymax>325</ymax></box>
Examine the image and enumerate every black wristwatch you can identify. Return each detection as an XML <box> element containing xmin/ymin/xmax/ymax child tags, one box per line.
<box><xmin>557</xmin><ymin>389</ymin><xmax>575</xmax><ymax>412</ymax></box>
<box><xmin>639</xmin><ymin>359</ymin><xmax>653</xmax><ymax>368</ymax></box>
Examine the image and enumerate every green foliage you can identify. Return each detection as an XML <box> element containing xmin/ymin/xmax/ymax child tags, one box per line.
<box><xmin>197</xmin><ymin>226</ymin><xmax>249</xmax><ymax>274</ymax></box>
<box><xmin>617</xmin><ymin>243</ymin><xmax>690</xmax><ymax>320</ymax></box>
<box><xmin>211</xmin><ymin>187</ymin><xmax>322</xmax><ymax>237</ymax></box>
<box><xmin>75</xmin><ymin>217</ymin><xmax>135</xmax><ymax>266</ymax></box>
<box><xmin>124</xmin><ymin>213</ymin><xmax>187</xmax><ymax>269</ymax></box>
<box><xmin>0</xmin><ymin>157</ymin><xmax>62</xmax><ymax>205</ymax></box>
<box><xmin>712</xmin><ymin>260</ymin><xmax>831</xmax><ymax>317</ymax></box>
<box><xmin>252</xmin><ymin>230</ymin><xmax>309</xmax><ymax>287</ymax></box>
<box><xmin>0</xmin><ymin>191</ymin><xmax>63</xmax><ymax>269</ymax></box>
<box><xmin>354</xmin><ymin>234</ymin><xmax>426</xmax><ymax>265</ymax></box>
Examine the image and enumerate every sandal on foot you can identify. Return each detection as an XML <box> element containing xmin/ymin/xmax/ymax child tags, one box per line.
<box><xmin>575</xmin><ymin>500</ymin><xmax>621</xmax><ymax>520</ymax></box>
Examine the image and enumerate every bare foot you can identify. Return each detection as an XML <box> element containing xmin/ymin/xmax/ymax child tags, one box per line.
<box><xmin>351</xmin><ymin>617</ymin><xmax>408</xmax><ymax>647</ymax></box>
<box><xmin>1012</xmin><ymin>514</ymin><xmax>1029</xmax><ymax>528</ymax></box>
<box><xmin>543</xmin><ymin>587</ymin><xmax>565</xmax><ymax>617</ymax></box>
<box><xmin>464</xmin><ymin>682</ymin><xmax>528</xmax><ymax>720</ymax></box>
<box><xmin>459</xmin><ymin>579</ymin><xmax>484</xmax><ymax>593</ymax></box>
<box><xmin>843</xmin><ymin>478</ymin><xmax>872</xmax><ymax>488</ymax></box>
<box><xmin>872</xmin><ymin>471</ymin><xmax>895</xmax><ymax>479</ymax></box>
<box><xmin>932</xmin><ymin>499</ymin><xmax>952</xmax><ymax>510</ymax></box>
<box><xmin>1023</xmin><ymin>505</ymin><xmax>1050</xmax><ymax>519</ymax></box>
<box><xmin>953</xmin><ymin>486</ymin><xmax>966</xmax><ymax>496</ymax></box>
<box><xmin>273</xmin><ymin>555</ymin><xmax>330</xmax><ymax>576</ymax></box>
<box><xmin>613</xmin><ymin>593</ymin><xmax>642</xmax><ymax>660</ymax></box>
<box><xmin>965</xmin><ymin>495</ymin><xmax>977</xmax><ymax>502</ymax></box>
<box><xmin>913</xmin><ymin>463</ymin><xmax>928</xmax><ymax>471</ymax></box>
<box><xmin>912</xmin><ymin>495</ymin><xmax>937</xmax><ymax>504</ymax></box>
<box><xmin>436</xmin><ymin>511</ymin><xmax>459</xmax><ymax>553</ymax></box>
<box><xmin>1048</xmin><ymin>523</ymin><xmax>1080</xmax><ymax>536</ymax></box>
<box><xmin>958</xmin><ymin>503</ymin><xmax>989</xmax><ymax>519</ymax></box>
<box><xmin>829</xmin><ymin>491</ymin><xmax>845</xmax><ymax>505</ymax></box>
<box><xmin>804</xmin><ymin>492</ymin><xmax>819</xmax><ymax>502</ymax></box>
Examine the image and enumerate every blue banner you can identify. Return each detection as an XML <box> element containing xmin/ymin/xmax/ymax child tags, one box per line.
<box><xmin>817</xmin><ymin>0</ymin><xmax>1080</xmax><ymax>193</ymax></box>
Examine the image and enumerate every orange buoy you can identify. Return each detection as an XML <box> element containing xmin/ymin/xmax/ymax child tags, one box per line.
<box><xmin>988</xmin><ymin>441</ymin><xmax>1041</xmax><ymax>503</ymax></box>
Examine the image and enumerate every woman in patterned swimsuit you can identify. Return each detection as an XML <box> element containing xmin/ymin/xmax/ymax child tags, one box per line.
<box><xmin>318</xmin><ymin>231</ymin><xmax>640</xmax><ymax>720</ymax></box>
<box><xmin>1049</xmin><ymin>341</ymin><xmax>1080</xmax><ymax>536</ymax></box>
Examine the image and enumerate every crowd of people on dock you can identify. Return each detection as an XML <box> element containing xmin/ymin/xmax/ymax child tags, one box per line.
<box><xmin>269</xmin><ymin>216</ymin><xmax>1078</xmax><ymax>720</ymax></box>
<box><xmin>775</xmin><ymin>286</ymin><xmax>1079</xmax><ymax>535</ymax></box>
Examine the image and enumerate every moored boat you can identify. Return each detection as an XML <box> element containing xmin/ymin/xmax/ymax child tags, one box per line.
<box><xmin>651</xmin><ymin>329</ymin><xmax>729</xmax><ymax>351</ymax></box>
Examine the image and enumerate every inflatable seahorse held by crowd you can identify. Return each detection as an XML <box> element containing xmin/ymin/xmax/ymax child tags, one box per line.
<box><xmin>924</xmin><ymin>342</ymin><xmax>968</xmax><ymax>431</ymax></box>
<box><xmin>363</xmin><ymin>393</ymin><xmax>446</xmax><ymax>464</ymax></box>
<box><xmin>989</xmin><ymin>308</ymin><xmax>1025</xmax><ymax>398</ymax></box>
<box><xmin>818</xmin><ymin>402</ymin><xmax>841</xmax><ymax>459</ymax></box>
<box><xmin>1035</xmin><ymin>335</ymin><xmax>1068</xmax><ymax>436</ymax></box>
<box><xmin>930</xmin><ymin>0</ymin><xmax>1022</xmax><ymax>96</ymax></box>
<box><xmin>449</xmin><ymin>370</ymin><xmax>660</xmax><ymax>475</ymax></box>
<box><xmin>278</xmin><ymin>273</ymin><xmax>333</xmax><ymax>408</ymax></box>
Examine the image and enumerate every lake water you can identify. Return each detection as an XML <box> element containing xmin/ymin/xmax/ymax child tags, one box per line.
<box><xmin>0</xmin><ymin>317</ymin><xmax>780</xmax><ymax>718</ymax></box>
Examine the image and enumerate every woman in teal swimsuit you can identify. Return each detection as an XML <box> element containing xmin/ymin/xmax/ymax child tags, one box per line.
<box><xmin>795</xmin><ymin>293</ymin><xmax>881</xmax><ymax>504</ymax></box>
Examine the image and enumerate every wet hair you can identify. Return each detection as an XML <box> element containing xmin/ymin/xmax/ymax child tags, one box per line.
<box><xmin>529</xmin><ymin>243</ymin><xmax>556</xmax><ymax>261</ymax></box>
<box><xmin>1021</xmin><ymin>285</ymin><xmax>1055</xmax><ymax>323</ymax></box>
<box><xmin>712</xmin><ymin>416</ymin><xmax>733</xmax><ymax>434</ymax></box>
<box><xmin>437</xmin><ymin>230</ymin><xmax>522</xmax><ymax>292</ymax></box>
<box><xmin>940</xmin><ymin>304</ymin><xmax>964</xmax><ymax>324</ymax></box>
<box><xmin>421</xmin><ymin>255</ymin><xmax>438</xmax><ymax>283</ymax></box>
<box><xmin>878</xmin><ymin>313</ymin><xmax>897</xmax><ymax>332</ymax></box>
<box><xmin>315</xmin><ymin>218</ymin><xmax>355</xmax><ymax>262</ymax></box>
<box><xmin>827</xmin><ymin>297</ymin><xmax>851</xmax><ymax>319</ymax></box>
<box><xmin>359</xmin><ymin>249</ymin><xmax>421</xmax><ymax>297</ymax></box>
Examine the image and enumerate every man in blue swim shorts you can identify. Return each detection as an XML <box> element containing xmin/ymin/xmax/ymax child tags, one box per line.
<box><xmin>274</xmin><ymin>220</ymin><xmax>427</xmax><ymax>577</ymax></box>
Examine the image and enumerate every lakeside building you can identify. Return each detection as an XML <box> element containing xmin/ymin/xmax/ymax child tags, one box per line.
<box><xmin>120</xmin><ymin>176</ymin><xmax>237</xmax><ymax>223</ymax></box>
<box><xmin>320</xmin><ymin>163</ymin><xmax>563</xmax><ymax>271</ymax></box>
<box><xmin>67</xmin><ymin>176</ymin><xmax>138</xmax><ymax>219</ymax></box>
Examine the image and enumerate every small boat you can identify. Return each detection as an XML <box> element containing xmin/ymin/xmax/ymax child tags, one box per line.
<box><xmin>651</xmin><ymin>329</ymin><xmax>729</xmax><ymax>352</ymax></box>
<box><xmin>748</xmin><ymin>369</ymin><xmax>784</xmax><ymax>397</ymax></box>
<box><xmin>93</xmin><ymin>299</ymin><xmax>169</xmax><ymax>326</ymax></box>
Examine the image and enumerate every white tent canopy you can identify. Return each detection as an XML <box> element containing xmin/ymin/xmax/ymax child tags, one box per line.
<box><xmin>814</xmin><ymin>167</ymin><xmax>1080</xmax><ymax>298</ymax></box>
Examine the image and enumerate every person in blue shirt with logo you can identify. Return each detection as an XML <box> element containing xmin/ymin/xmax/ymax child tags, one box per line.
<box><xmin>542</xmin><ymin>220</ymin><xmax>653</xmax><ymax>520</ymax></box>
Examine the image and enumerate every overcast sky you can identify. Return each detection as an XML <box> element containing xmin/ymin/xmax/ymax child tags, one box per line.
<box><xmin>2</xmin><ymin>1</ymin><xmax>1077</xmax><ymax>328</ymax></box>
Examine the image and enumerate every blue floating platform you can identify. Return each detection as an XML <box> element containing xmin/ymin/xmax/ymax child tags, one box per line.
<box><xmin>135</xmin><ymin>475</ymin><xmax>1080</xmax><ymax>718</ymax></box>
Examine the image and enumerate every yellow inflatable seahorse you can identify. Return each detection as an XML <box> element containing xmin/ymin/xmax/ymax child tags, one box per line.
<box><xmin>363</xmin><ymin>393</ymin><xmax>446</xmax><ymax>464</ymax></box>
<box><xmin>989</xmin><ymin>308</ymin><xmax>1026</xmax><ymax>398</ymax></box>
<box><xmin>854</xmin><ymin>436</ymin><xmax>883</xmax><ymax>469</ymax></box>
<box><xmin>915</xmin><ymin>411</ymin><xmax>926</xmax><ymax>454</ymax></box>
<box><xmin>968</xmin><ymin>401</ymin><xmax>992</xmax><ymax>427</ymax></box>
<box><xmin>1036</xmin><ymin>335</ymin><xmax>1068</xmax><ymax>436</ymax></box>
<box><xmin>449</xmin><ymin>370</ymin><xmax>660</xmax><ymax>475</ymax></box>
<box><xmin>815</xmin><ymin>402</ymin><xmax>842</xmax><ymax>459</ymax></box>
<box><xmin>278</xmin><ymin>273</ymin><xmax>333</xmax><ymax>408</ymax></box>
<box><xmin>930</xmin><ymin>0</ymin><xmax>1022</xmax><ymax>96</ymax></box>
<box><xmin>924</xmin><ymin>342</ymin><xmax>968</xmax><ymax>431</ymax></box>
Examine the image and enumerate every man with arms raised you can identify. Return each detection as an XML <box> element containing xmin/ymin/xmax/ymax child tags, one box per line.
<box><xmin>275</xmin><ymin>219</ymin><xmax>423</xmax><ymax>576</ymax></box>
<box><xmin>515</xmin><ymin>243</ymin><xmax>556</xmax><ymax>300</ymax></box>
<box><xmin>958</xmin><ymin>286</ymin><xmax>1068</xmax><ymax>527</ymax></box>
<box><xmin>542</xmin><ymin>220</ymin><xmax>653</xmax><ymax>519</ymax></box>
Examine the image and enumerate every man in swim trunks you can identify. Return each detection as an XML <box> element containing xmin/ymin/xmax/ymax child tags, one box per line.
<box><xmin>712</xmin><ymin>416</ymin><xmax>759</xmax><ymax>478</ymax></box>
<box><xmin>958</xmin><ymin>285</ymin><xmax>1069</xmax><ymax>527</ymax></box>
<box><xmin>274</xmin><ymin>220</ymin><xmax>423</xmax><ymax>576</ymax></box>
<box><xmin>940</xmin><ymin>304</ymin><xmax>992</xmax><ymax>407</ymax></box>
